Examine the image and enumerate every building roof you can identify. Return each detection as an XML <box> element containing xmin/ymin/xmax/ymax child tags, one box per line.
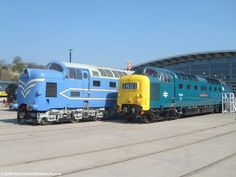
<box><xmin>132</xmin><ymin>50</ymin><xmax>236</xmax><ymax>70</ymax></box>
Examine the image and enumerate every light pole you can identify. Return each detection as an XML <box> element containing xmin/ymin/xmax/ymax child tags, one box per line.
<box><xmin>69</xmin><ymin>49</ymin><xmax>73</xmax><ymax>63</ymax></box>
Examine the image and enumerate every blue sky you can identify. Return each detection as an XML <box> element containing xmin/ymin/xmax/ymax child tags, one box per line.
<box><xmin>0</xmin><ymin>0</ymin><xmax>235</xmax><ymax>68</ymax></box>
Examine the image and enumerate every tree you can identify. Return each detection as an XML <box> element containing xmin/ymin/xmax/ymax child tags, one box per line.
<box><xmin>26</xmin><ymin>62</ymin><xmax>45</xmax><ymax>69</ymax></box>
<box><xmin>13</xmin><ymin>56</ymin><xmax>22</xmax><ymax>64</ymax></box>
<box><xmin>11</xmin><ymin>56</ymin><xmax>25</xmax><ymax>73</ymax></box>
<box><xmin>0</xmin><ymin>60</ymin><xmax>9</xmax><ymax>80</ymax></box>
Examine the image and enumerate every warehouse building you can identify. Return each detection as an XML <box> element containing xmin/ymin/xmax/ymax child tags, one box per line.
<box><xmin>132</xmin><ymin>50</ymin><xmax>236</xmax><ymax>93</ymax></box>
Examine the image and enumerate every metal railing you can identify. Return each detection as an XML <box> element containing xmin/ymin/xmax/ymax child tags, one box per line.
<box><xmin>222</xmin><ymin>93</ymin><xmax>236</xmax><ymax>114</ymax></box>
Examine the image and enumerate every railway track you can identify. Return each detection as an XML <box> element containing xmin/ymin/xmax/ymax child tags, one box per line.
<box><xmin>0</xmin><ymin>121</ymin><xmax>113</xmax><ymax>136</ymax></box>
<box><xmin>0</xmin><ymin>116</ymin><xmax>235</xmax><ymax>142</ymax></box>
<box><xmin>58</xmin><ymin>129</ymin><xmax>236</xmax><ymax>176</ymax></box>
<box><xmin>1</xmin><ymin>121</ymin><xmax>235</xmax><ymax>170</ymax></box>
<box><xmin>180</xmin><ymin>152</ymin><xmax>236</xmax><ymax>177</ymax></box>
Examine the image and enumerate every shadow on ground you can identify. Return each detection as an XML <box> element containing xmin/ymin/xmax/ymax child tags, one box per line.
<box><xmin>0</xmin><ymin>117</ymin><xmax>18</xmax><ymax>124</ymax></box>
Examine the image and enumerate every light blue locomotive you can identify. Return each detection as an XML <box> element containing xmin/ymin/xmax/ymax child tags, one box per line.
<box><xmin>16</xmin><ymin>61</ymin><xmax>131</xmax><ymax>124</ymax></box>
<box><xmin>117</xmin><ymin>66</ymin><xmax>230</xmax><ymax>123</ymax></box>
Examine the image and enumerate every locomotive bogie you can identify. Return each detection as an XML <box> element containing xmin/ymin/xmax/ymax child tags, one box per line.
<box><xmin>17</xmin><ymin>107</ymin><xmax>106</xmax><ymax>124</ymax></box>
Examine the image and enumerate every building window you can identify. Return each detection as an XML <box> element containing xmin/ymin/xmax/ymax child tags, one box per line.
<box><xmin>46</xmin><ymin>83</ymin><xmax>57</xmax><ymax>97</ymax></box>
<box><xmin>93</xmin><ymin>80</ymin><xmax>101</xmax><ymax>87</ymax></box>
<box><xmin>109</xmin><ymin>82</ymin><xmax>116</xmax><ymax>88</ymax></box>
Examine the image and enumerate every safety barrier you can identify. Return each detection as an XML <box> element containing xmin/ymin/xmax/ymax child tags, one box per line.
<box><xmin>222</xmin><ymin>93</ymin><xmax>236</xmax><ymax>113</ymax></box>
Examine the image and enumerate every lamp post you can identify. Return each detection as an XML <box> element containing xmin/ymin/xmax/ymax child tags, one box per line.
<box><xmin>69</xmin><ymin>49</ymin><xmax>73</xmax><ymax>63</ymax></box>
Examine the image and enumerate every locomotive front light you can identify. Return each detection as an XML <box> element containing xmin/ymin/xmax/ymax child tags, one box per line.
<box><xmin>128</xmin><ymin>97</ymin><xmax>132</xmax><ymax>102</ymax></box>
<box><xmin>135</xmin><ymin>98</ymin><xmax>141</xmax><ymax>104</ymax></box>
<box><xmin>132</xmin><ymin>108</ymin><xmax>136</xmax><ymax>114</ymax></box>
<box><xmin>123</xmin><ymin>107</ymin><xmax>128</xmax><ymax>113</ymax></box>
<box><xmin>18</xmin><ymin>112</ymin><xmax>25</xmax><ymax>119</ymax></box>
<box><xmin>136</xmin><ymin>94</ymin><xmax>142</xmax><ymax>98</ymax></box>
<box><xmin>19</xmin><ymin>104</ymin><xmax>27</xmax><ymax>111</ymax></box>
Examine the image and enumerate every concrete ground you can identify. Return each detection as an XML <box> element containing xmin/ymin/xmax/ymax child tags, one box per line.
<box><xmin>0</xmin><ymin>107</ymin><xmax>235</xmax><ymax>177</ymax></box>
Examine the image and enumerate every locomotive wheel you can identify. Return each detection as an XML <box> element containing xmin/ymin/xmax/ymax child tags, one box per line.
<box><xmin>124</xmin><ymin>116</ymin><xmax>134</xmax><ymax>123</ymax></box>
<box><xmin>92</xmin><ymin>113</ymin><xmax>101</xmax><ymax>121</ymax></box>
<box><xmin>70</xmin><ymin>112</ymin><xmax>80</xmax><ymax>123</ymax></box>
<box><xmin>71</xmin><ymin>118</ymin><xmax>80</xmax><ymax>123</ymax></box>
<box><xmin>142</xmin><ymin>115</ymin><xmax>149</xmax><ymax>123</ymax></box>
<box><xmin>17</xmin><ymin>117</ymin><xmax>26</xmax><ymax>124</ymax></box>
<box><xmin>17</xmin><ymin>111</ymin><xmax>26</xmax><ymax>124</ymax></box>
<box><xmin>92</xmin><ymin>117</ymin><xmax>101</xmax><ymax>121</ymax></box>
<box><xmin>41</xmin><ymin>117</ymin><xmax>52</xmax><ymax>125</ymax></box>
<box><xmin>149</xmin><ymin>112</ymin><xmax>156</xmax><ymax>122</ymax></box>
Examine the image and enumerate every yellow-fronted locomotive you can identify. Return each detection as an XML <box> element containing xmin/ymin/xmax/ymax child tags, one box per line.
<box><xmin>117</xmin><ymin>66</ymin><xmax>229</xmax><ymax>123</ymax></box>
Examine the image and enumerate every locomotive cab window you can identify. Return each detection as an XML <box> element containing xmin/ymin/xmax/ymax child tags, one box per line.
<box><xmin>49</xmin><ymin>63</ymin><xmax>64</xmax><ymax>72</ymax></box>
<box><xmin>144</xmin><ymin>68</ymin><xmax>159</xmax><ymax>78</ymax></box>
<box><xmin>46</xmin><ymin>83</ymin><xmax>57</xmax><ymax>97</ymax></box>
<box><xmin>179</xmin><ymin>84</ymin><xmax>183</xmax><ymax>89</ymax></box>
<box><xmin>194</xmin><ymin>85</ymin><xmax>198</xmax><ymax>90</ymax></box>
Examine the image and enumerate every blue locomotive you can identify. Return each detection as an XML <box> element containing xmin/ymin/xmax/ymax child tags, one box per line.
<box><xmin>117</xmin><ymin>66</ymin><xmax>230</xmax><ymax>123</ymax></box>
<box><xmin>16</xmin><ymin>61</ymin><xmax>131</xmax><ymax>124</ymax></box>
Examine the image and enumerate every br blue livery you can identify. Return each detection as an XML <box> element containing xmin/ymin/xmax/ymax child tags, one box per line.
<box><xmin>117</xmin><ymin>66</ymin><xmax>230</xmax><ymax>123</ymax></box>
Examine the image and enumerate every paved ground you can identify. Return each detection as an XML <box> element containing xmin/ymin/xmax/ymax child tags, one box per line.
<box><xmin>0</xmin><ymin>107</ymin><xmax>235</xmax><ymax>177</ymax></box>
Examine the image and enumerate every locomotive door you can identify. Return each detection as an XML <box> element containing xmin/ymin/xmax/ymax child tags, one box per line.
<box><xmin>160</xmin><ymin>73</ymin><xmax>176</xmax><ymax>108</ymax></box>
<box><xmin>81</xmin><ymin>70</ymin><xmax>90</xmax><ymax>118</ymax></box>
<box><xmin>81</xmin><ymin>70</ymin><xmax>90</xmax><ymax>100</ymax></box>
